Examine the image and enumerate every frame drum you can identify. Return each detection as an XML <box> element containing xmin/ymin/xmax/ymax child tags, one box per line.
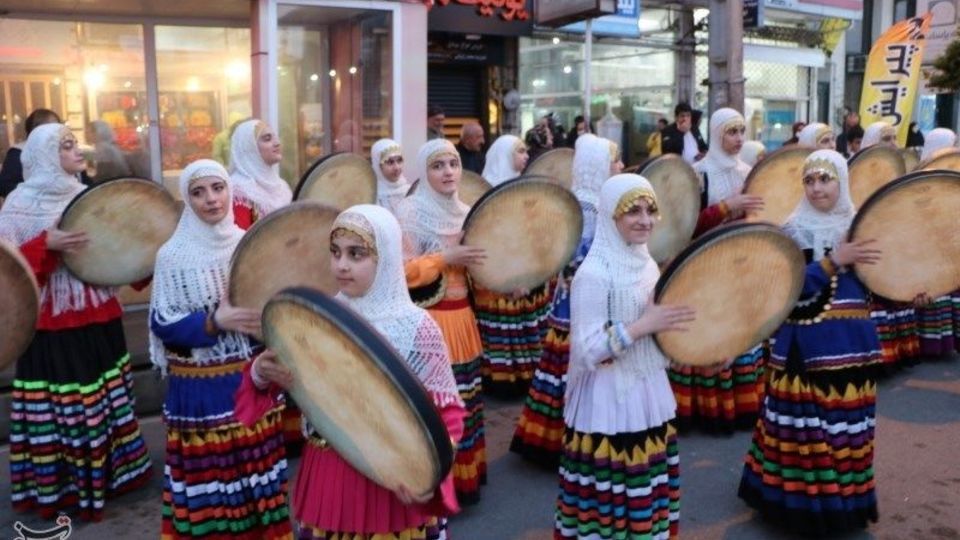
<box><xmin>918</xmin><ymin>148</ymin><xmax>960</xmax><ymax>172</ymax></box>
<box><xmin>743</xmin><ymin>146</ymin><xmax>813</xmax><ymax>225</ymax></box>
<box><xmin>294</xmin><ymin>153</ymin><xmax>377</xmax><ymax>209</ymax></box>
<box><xmin>458</xmin><ymin>170</ymin><xmax>493</xmax><ymax>206</ymax></box>
<box><xmin>524</xmin><ymin>148</ymin><xmax>574</xmax><ymax>190</ymax></box>
<box><xmin>638</xmin><ymin>154</ymin><xmax>701</xmax><ymax>263</ymax></box>
<box><xmin>847</xmin><ymin>145</ymin><xmax>906</xmax><ymax>207</ymax></box>
<box><xmin>0</xmin><ymin>239</ymin><xmax>39</xmax><ymax>370</ymax></box>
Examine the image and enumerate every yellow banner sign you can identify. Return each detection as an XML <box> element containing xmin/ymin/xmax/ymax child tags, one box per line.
<box><xmin>859</xmin><ymin>14</ymin><xmax>932</xmax><ymax>146</ymax></box>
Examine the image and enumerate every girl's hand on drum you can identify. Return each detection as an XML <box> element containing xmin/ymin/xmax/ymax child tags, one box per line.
<box><xmin>724</xmin><ymin>194</ymin><xmax>764</xmax><ymax>217</ymax></box>
<box><xmin>215</xmin><ymin>299</ymin><xmax>262</xmax><ymax>336</ymax></box>
<box><xmin>46</xmin><ymin>228</ymin><xmax>89</xmax><ymax>253</ymax></box>
<box><xmin>443</xmin><ymin>245</ymin><xmax>486</xmax><ymax>267</ymax></box>
<box><xmin>833</xmin><ymin>239</ymin><xmax>881</xmax><ymax>266</ymax></box>
<box><xmin>629</xmin><ymin>303</ymin><xmax>695</xmax><ymax>338</ymax></box>
<box><xmin>394</xmin><ymin>484</ymin><xmax>433</xmax><ymax>505</ymax></box>
<box><xmin>913</xmin><ymin>292</ymin><xmax>933</xmax><ymax>308</ymax></box>
<box><xmin>254</xmin><ymin>350</ymin><xmax>293</xmax><ymax>390</ymax></box>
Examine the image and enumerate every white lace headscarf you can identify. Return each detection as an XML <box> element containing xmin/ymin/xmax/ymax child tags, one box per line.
<box><xmin>0</xmin><ymin>123</ymin><xmax>113</xmax><ymax>315</ymax></box>
<box><xmin>694</xmin><ymin>108</ymin><xmax>752</xmax><ymax>205</ymax></box>
<box><xmin>861</xmin><ymin>121</ymin><xmax>897</xmax><ymax>149</ymax></box>
<box><xmin>570</xmin><ymin>173</ymin><xmax>668</xmax><ymax>401</ymax></box>
<box><xmin>920</xmin><ymin>128</ymin><xmax>957</xmax><ymax>161</ymax></box>
<box><xmin>783</xmin><ymin>149</ymin><xmax>855</xmax><ymax>261</ymax></box>
<box><xmin>481</xmin><ymin>134</ymin><xmax>524</xmax><ymax>187</ymax></box>
<box><xmin>149</xmin><ymin>159</ymin><xmax>252</xmax><ymax>374</ymax></box>
<box><xmin>739</xmin><ymin>140</ymin><xmax>766</xmax><ymax>167</ymax></box>
<box><xmin>571</xmin><ymin>134</ymin><xmax>617</xmax><ymax>237</ymax></box>
<box><xmin>229</xmin><ymin>119</ymin><xmax>292</xmax><ymax>216</ymax></box>
<box><xmin>798</xmin><ymin>122</ymin><xmax>834</xmax><ymax>149</ymax></box>
<box><xmin>396</xmin><ymin>139</ymin><xmax>470</xmax><ymax>258</ymax></box>
<box><xmin>333</xmin><ymin>204</ymin><xmax>463</xmax><ymax>406</ymax></box>
<box><xmin>371</xmin><ymin>138</ymin><xmax>410</xmax><ymax>214</ymax></box>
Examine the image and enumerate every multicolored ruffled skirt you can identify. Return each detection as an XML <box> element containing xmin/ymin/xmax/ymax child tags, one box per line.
<box><xmin>916</xmin><ymin>293</ymin><xmax>958</xmax><ymax>357</ymax></box>
<box><xmin>9</xmin><ymin>319</ymin><xmax>153</xmax><ymax>522</ymax></box>
<box><xmin>161</xmin><ymin>356</ymin><xmax>291</xmax><ymax>539</ymax></box>
<box><xmin>555</xmin><ymin>423</ymin><xmax>680</xmax><ymax>539</ymax></box>
<box><xmin>870</xmin><ymin>296</ymin><xmax>919</xmax><ymax>369</ymax></box>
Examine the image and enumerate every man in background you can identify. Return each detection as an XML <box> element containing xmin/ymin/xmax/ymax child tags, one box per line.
<box><xmin>456</xmin><ymin>122</ymin><xmax>486</xmax><ymax>174</ymax></box>
<box><xmin>660</xmin><ymin>102</ymin><xmax>707</xmax><ymax>164</ymax></box>
<box><xmin>835</xmin><ymin>111</ymin><xmax>860</xmax><ymax>156</ymax></box>
<box><xmin>427</xmin><ymin>104</ymin><xmax>446</xmax><ymax>140</ymax></box>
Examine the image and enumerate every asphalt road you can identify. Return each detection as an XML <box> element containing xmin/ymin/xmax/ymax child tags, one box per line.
<box><xmin>1</xmin><ymin>356</ymin><xmax>958</xmax><ymax>540</ymax></box>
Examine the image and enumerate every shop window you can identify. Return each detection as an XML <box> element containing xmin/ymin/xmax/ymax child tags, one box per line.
<box><xmin>277</xmin><ymin>5</ymin><xmax>393</xmax><ymax>184</ymax></box>
<box><xmin>155</xmin><ymin>26</ymin><xmax>252</xmax><ymax>190</ymax></box>
<box><xmin>0</xmin><ymin>19</ymin><xmax>149</xmax><ymax>184</ymax></box>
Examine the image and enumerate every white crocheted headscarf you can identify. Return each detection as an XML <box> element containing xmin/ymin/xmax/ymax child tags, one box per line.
<box><xmin>397</xmin><ymin>139</ymin><xmax>470</xmax><ymax>257</ymax></box>
<box><xmin>571</xmin><ymin>134</ymin><xmax>617</xmax><ymax>237</ymax></box>
<box><xmin>371</xmin><ymin>138</ymin><xmax>411</xmax><ymax>210</ymax></box>
<box><xmin>482</xmin><ymin>134</ymin><xmax>524</xmax><ymax>187</ymax></box>
<box><xmin>798</xmin><ymin>122</ymin><xmax>834</xmax><ymax>149</ymax></box>
<box><xmin>921</xmin><ymin>128</ymin><xmax>957</xmax><ymax>161</ymax></box>
<box><xmin>332</xmin><ymin>204</ymin><xmax>462</xmax><ymax>407</ymax></box>
<box><xmin>739</xmin><ymin>140</ymin><xmax>766</xmax><ymax>167</ymax></box>
<box><xmin>861</xmin><ymin>121</ymin><xmax>897</xmax><ymax>149</ymax></box>
<box><xmin>697</xmin><ymin>108</ymin><xmax>751</xmax><ymax>205</ymax></box>
<box><xmin>229</xmin><ymin>119</ymin><xmax>292</xmax><ymax>216</ymax></box>
<box><xmin>783</xmin><ymin>149</ymin><xmax>855</xmax><ymax>261</ymax></box>
<box><xmin>149</xmin><ymin>159</ymin><xmax>252</xmax><ymax>374</ymax></box>
<box><xmin>0</xmin><ymin>123</ymin><xmax>114</xmax><ymax>315</ymax></box>
<box><xmin>571</xmin><ymin>173</ymin><xmax>668</xmax><ymax>401</ymax></box>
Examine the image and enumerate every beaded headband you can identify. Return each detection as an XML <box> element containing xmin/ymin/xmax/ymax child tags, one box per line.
<box><xmin>426</xmin><ymin>149</ymin><xmax>459</xmax><ymax>168</ymax></box>
<box><xmin>815</xmin><ymin>126</ymin><xmax>833</xmax><ymax>143</ymax></box>
<box><xmin>331</xmin><ymin>211</ymin><xmax>377</xmax><ymax>259</ymax></box>
<box><xmin>614</xmin><ymin>187</ymin><xmax>658</xmax><ymax>219</ymax></box>
<box><xmin>379</xmin><ymin>144</ymin><xmax>402</xmax><ymax>164</ymax></box>
<box><xmin>802</xmin><ymin>157</ymin><xmax>839</xmax><ymax>181</ymax></box>
<box><xmin>722</xmin><ymin>118</ymin><xmax>746</xmax><ymax>134</ymax></box>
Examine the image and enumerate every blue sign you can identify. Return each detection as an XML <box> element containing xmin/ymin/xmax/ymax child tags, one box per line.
<box><xmin>558</xmin><ymin>0</ymin><xmax>641</xmax><ymax>37</ymax></box>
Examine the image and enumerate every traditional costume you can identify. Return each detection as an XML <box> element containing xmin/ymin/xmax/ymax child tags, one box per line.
<box><xmin>797</xmin><ymin>122</ymin><xmax>834</xmax><ymax>149</ymax></box>
<box><xmin>397</xmin><ymin>139</ymin><xmax>486</xmax><ymax>503</ymax></box>
<box><xmin>473</xmin><ymin>134</ymin><xmax>551</xmax><ymax>396</ymax></box>
<box><xmin>236</xmin><ymin>204</ymin><xmax>466</xmax><ymax>540</ymax></box>
<box><xmin>861</xmin><ymin>121</ymin><xmax>897</xmax><ymax>149</ymax></box>
<box><xmin>739</xmin><ymin>150</ymin><xmax>881</xmax><ymax>535</ymax></box>
<box><xmin>150</xmin><ymin>160</ymin><xmax>291</xmax><ymax>539</ymax></box>
<box><xmin>556</xmin><ymin>174</ymin><xmax>680</xmax><ymax>540</ymax></box>
<box><xmin>671</xmin><ymin>108</ymin><xmax>766</xmax><ymax>433</ymax></box>
<box><xmin>2</xmin><ymin>123</ymin><xmax>153</xmax><ymax>522</ymax></box>
<box><xmin>511</xmin><ymin>134</ymin><xmax>614</xmax><ymax>466</ymax></box>
<box><xmin>372</xmin><ymin>138</ymin><xmax>411</xmax><ymax>215</ymax></box>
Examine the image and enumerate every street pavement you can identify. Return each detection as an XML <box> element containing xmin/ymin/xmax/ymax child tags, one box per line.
<box><xmin>1</xmin><ymin>356</ymin><xmax>958</xmax><ymax>539</ymax></box>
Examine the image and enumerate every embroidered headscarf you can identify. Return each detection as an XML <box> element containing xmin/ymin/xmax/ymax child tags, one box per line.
<box><xmin>570</xmin><ymin>173</ymin><xmax>669</xmax><ymax>401</ymax></box>
<box><xmin>481</xmin><ymin>135</ymin><xmax>524</xmax><ymax>187</ymax></box>
<box><xmin>861</xmin><ymin>121</ymin><xmax>897</xmax><ymax>149</ymax></box>
<box><xmin>783</xmin><ymin>149</ymin><xmax>855</xmax><ymax>260</ymax></box>
<box><xmin>920</xmin><ymin>127</ymin><xmax>957</xmax><ymax>161</ymax></box>
<box><xmin>229</xmin><ymin>119</ymin><xmax>292</xmax><ymax>216</ymax></box>
<box><xmin>332</xmin><ymin>204</ymin><xmax>462</xmax><ymax>407</ymax></box>
<box><xmin>0</xmin><ymin>123</ymin><xmax>113</xmax><ymax>315</ymax></box>
<box><xmin>798</xmin><ymin>122</ymin><xmax>834</xmax><ymax>149</ymax></box>
<box><xmin>149</xmin><ymin>159</ymin><xmax>251</xmax><ymax>374</ymax></box>
<box><xmin>396</xmin><ymin>139</ymin><xmax>470</xmax><ymax>257</ymax></box>
<box><xmin>371</xmin><ymin>138</ymin><xmax>411</xmax><ymax>214</ymax></box>
<box><xmin>694</xmin><ymin>108</ymin><xmax>751</xmax><ymax>205</ymax></box>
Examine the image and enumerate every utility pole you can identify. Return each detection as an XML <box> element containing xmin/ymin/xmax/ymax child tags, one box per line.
<box><xmin>707</xmin><ymin>0</ymin><xmax>745</xmax><ymax>115</ymax></box>
<box><xmin>674</xmin><ymin>8</ymin><xmax>697</xmax><ymax>106</ymax></box>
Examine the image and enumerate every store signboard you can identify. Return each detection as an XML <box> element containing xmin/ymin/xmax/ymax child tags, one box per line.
<box><xmin>763</xmin><ymin>0</ymin><xmax>863</xmax><ymax>20</ymax></box>
<box><xmin>428</xmin><ymin>0</ymin><xmax>535</xmax><ymax>36</ymax></box>
<box><xmin>743</xmin><ymin>0</ymin><xmax>765</xmax><ymax>29</ymax></box>
<box><xmin>917</xmin><ymin>0</ymin><xmax>958</xmax><ymax>64</ymax></box>
<box><xmin>428</xmin><ymin>35</ymin><xmax>506</xmax><ymax>64</ymax></box>
<box><xmin>556</xmin><ymin>0</ymin><xmax>641</xmax><ymax>37</ymax></box>
<box><xmin>536</xmin><ymin>0</ymin><xmax>617</xmax><ymax>27</ymax></box>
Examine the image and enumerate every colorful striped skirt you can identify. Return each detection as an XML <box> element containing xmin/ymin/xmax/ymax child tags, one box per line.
<box><xmin>297</xmin><ymin>517</ymin><xmax>446</xmax><ymax>540</ymax></box>
<box><xmin>916</xmin><ymin>293</ymin><xmax>957</xmax><ymax>358</ymax></box>
<box><xmin>427</xmin><ymin>297</ymin><xmax>487</xmax><ymax>504</ymax></box>
<box><xmin>870</xmin><ymin>297</ymin><xmax>919</xmax><ymax>369</ymax></box>
<box><xmin>472</xmin><ymin>283</ymin><xmax>551</xmax><ymax>397</ymax></box>
<box><xmin>668</xmin><ymin>344</ymin><xmax>766</xmax><ymax>434</ymax></box>
<box><xmin>161</xmin><ymin>356</ymin><xmax>291</xmax><ymax>539</ymax></box>
<box><xmin>738</xmin><ymin>365</ymin><xmax>879</xmax><ymax>536</ymax></box>
<box><xmin>510</xmin><ymin>313</ymin><xmax>570</xmax><ymax>467</ymax></box>
<box><xmin>555</xmin><ymin>423</ymin><xmax>680</xmax><ymax>539</ymax></box>
<box><xmin>9</xmin><ymin>319</ymin><xmax>153</xmax><ymax>522</ymax></box>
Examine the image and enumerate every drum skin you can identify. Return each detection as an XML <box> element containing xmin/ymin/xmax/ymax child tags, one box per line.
<box><xmin>919</xmin><ymin>148</ymin><xmax>960</xmax><ymax>172</ymax></box>
<box><xmin>462</xmin><ymin>177</ymin><xmax>582</xmax><ymax>293</ymax></box>
<box><xmin>524</xmin><ymin>148</ymin><xmax>574</xmax><ymax>190</ymax></box>
<box><xmin>638</xmin><ymin>154</ymin><xmax>701</xmax><ymax>263</ymax></box>
<box><xmin>849</xmin><ymin>170</ymin><xmax>960</xmax><ymax>301</ymax></box>
<box><xmin>60</xmin><ymin>177</ymin><xmax>181</xmax><ymax>286</ymax></box>
<box><xmin>654</xmin><ymin>223</ymin><xmax>805</xmax><ymax>366</ymax></box>
<box><xmin>848</xmin><ymin>145</ymin><xmax>906</xmax><ymax>207</ymax></box>
<box><xmin>262</xmin><ymin>287</ymin><xmax>453</xmax><ymax>497</ymax></box>
<box><xmin>743</xmin><ymin>146</ymin><xmax>813</xmax><ymax>225</ymax></box>
<box><xmin>0</xmin><ymin>239</ymin><xmax>39</xmax><ymax>371</ymax></box>
<box><xmin>459</xmin><ymin>170</ymin><xmax>493</xmax><ymax>206</ymax></box>
<box><xmin>900</xmin><ymin>148</ymin><xmax>920</xmax><ymax>172</ymax></box>
<box><xmin>229</xmin><ymin>202</ymin><xmax>340</xmax><ymax>330</ymax></box>
<box><xmin>294</xmin><ymin>153</ymin><xmax>377</xmax><ymax>209</ymax></box>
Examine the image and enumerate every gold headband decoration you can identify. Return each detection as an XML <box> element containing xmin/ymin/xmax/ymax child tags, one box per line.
<box><xmin>815</xmin><ymin>126</ymin><xmax>833</xmax><ymax>143</ymax></box>
<box><xmin>614</xmin><ymin>187</ymin><xmax>658</xmax><ymax>219</ymax></box>
<box><xmin>189</xmin><ymin>166</ymin><xmax>227</xmax><ymax>183</ymax></box>
<box><xmin>58</xmin><ymin>125</ymin><xmax>74</xmax><ymax>142</ymax></box>
<box><xmin>880</xmin><ymin>125</ymin><xmax>897</xmax><ymax>139</ymax></box>
<box><xmin>609</xmin><ymin>141</ymin><xmax>621</xmax><ymax>163</ymax></box>
<box><xmin>255</xmin><ymin>121</ymin><xmax>269</xmax><ymax>138</ymax></box>
<box><xmin>426</xmin><ymin>149</ymin><xmax>458</xmax><ymax>168</ymax></box>
<box><xmin>802</xmin><ymin>157</ymin><xmax>839</xmax><ymax>181</ymax></box>
<box><xmin>512</xmin><ymin>139</ymin><xmax>526</xmax><ymax>154</ymax></box>
<box><xmin>379</xmin><ymin>144</ymin><xmax>402</xmax><ymax>164</ymax></box>
<box><xmin>331</xmin><ymin>212</ymin><xmax>377</xmax><ymax>260</ymax></box>
<box><xmin>721</xmin><ymin>118</ymin><xmax>746</xmax><ymax>134</ymax></box>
